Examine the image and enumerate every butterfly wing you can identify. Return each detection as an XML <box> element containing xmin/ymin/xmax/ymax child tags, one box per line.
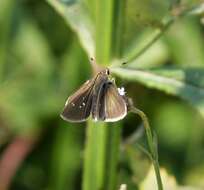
<box><xmin>60</xmin><ymin>79</ymin><xmax>94</xmax><ymax>122</ymax></box>
<box><xmin>91</xmin><ymin>80</ymin><xmax>107</xmax><ymax>121</ymax></box>
<box><xmin>102</xmin><ymin>83</ymin><xmax>127</xmax><ymax>122</ymax></box>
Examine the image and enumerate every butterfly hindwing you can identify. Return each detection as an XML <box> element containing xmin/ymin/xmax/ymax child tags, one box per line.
<box><xmin>103</xmin><ymin>82</ymin><xmax>127</xmax><ymax>122</ymax></box>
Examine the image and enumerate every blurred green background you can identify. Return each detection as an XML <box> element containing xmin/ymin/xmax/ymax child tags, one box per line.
<box><xmin>0</xmin><ymin>0</ymin><xmax>204</xmax><ymax>190</ymax></box>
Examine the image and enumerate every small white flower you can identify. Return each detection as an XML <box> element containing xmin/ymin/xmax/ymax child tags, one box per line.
<box><xmin>118</xmin><ymin>87</ymin><xmax>126</xmax><ymax>96</ymax></box>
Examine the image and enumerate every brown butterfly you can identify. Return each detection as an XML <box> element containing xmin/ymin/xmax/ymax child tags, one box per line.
<box><xmin>60</xmin><ymin>68</ymin><xmax>128</xmax><ymax>122</ymax></box>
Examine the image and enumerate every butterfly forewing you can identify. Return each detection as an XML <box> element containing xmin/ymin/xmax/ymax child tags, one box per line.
<box><xmin>61</xmin><ymin>79</ymin><xmax>94</xmax><ymax>122</ymax></box>
<box><xmin>103</xmin><ymin>83</ymin><xmax>127</xmax><ymax>122</ymax></box>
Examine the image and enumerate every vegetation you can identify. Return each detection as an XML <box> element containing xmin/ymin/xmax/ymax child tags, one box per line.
<box><xmin>0</xmin><ymin>0</ymin><xmax>204</xmax><ymax>190</ymax></box>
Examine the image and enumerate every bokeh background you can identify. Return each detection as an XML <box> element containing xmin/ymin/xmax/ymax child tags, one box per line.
<box><xmin>0</xmin><ymin>0</ymin><xmax>204</xmax><ymax>190</ymax></box>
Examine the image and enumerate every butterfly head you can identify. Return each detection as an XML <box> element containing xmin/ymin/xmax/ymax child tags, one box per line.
<box><xmin>97</xmin><ymin>68</ymin><xmax>110</xmax><ymax>75</ymax></box>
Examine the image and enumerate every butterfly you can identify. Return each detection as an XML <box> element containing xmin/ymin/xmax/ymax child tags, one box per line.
<box><xmin>60</xmin><ymin>68</ymin><xmax>128</xmax><ymax>122</ymax></box>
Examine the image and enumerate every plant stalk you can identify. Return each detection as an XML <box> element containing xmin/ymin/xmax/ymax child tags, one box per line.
<box><xmin>83</xmin><ymin>0</ymin><xmax>122</xmax><ymax>190</ymax></box>
<box><xmin>131</xmin><ymin>107</ymin><xmax>163</xmax><ymax>190</ymax></box>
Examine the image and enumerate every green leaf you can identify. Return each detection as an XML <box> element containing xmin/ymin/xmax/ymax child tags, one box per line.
<box><xmin>125</xmin><ymin>0</ymin><xmax>170</xmax><ymax>31</ymax></box>
<box><xmin>121</xmin><ymin>3</ymin><xmax>204</xmax><ymax>67</ymax></box>
<box><xmin>165</xmin><ymin>18</ymin><xmax>204</xmax><ymax>66</ymax></box>
<box><xmin>120</xmin><ymin>39</ymin><xmax>169</xmax><ymax>69</ymax></box>
<box><xmin>111</xmin><ymin>67</ymin><xmax>204</xmax><ymax>117</ymax></box>
<box><xmin>121</xmin><ymin>0</ymin><xmax>172</xmax><ymax>62</ymax></box>
<box><xmin>47</xmin><ymin>0</ymin><xmax>95</xmax><ymax>57</ymax></box>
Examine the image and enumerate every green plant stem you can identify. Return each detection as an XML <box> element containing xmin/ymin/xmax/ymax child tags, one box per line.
<box><xmin>131</xmin><ymin>107</ymin><xmax>163</xmax><ymax>190</ymax></box>
<box><xmin>83</xmin><ymin>121</ymin><xmax>108</xmax><ymax>190</ymax></box>
<box><xmin>113</xmin><ymin>0</ymin><xmax>126</xmax><ymax>58</ymax></box>
<box><xmin>95</xmin><ymin>0</ymin><xmax>114</xmax><ymax>65</ymax></box>
<box><xmin>104</xmin><ymin>124</ymin><xmax>121</xmax><ymax>190</ymax></box>
<box><xmin>83</xmin><ymin>0</ymin><xmax>122</xmax><ymax>190</ymax></box>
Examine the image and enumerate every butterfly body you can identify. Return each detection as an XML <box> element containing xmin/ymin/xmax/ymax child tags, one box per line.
<box><xmin>61</xmin><ymin>69</ymin><xmax>127</xmax><ymax>123</ymax></box>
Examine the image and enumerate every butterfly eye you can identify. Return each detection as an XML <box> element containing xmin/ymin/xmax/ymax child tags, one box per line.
<box><xmin>105</xmin><ymin>69</ymin><xmax>110</xmax><ymax>75</ymax></box>
<box><xmin>106</xmin><ymin>81</ymin><xmax>113</xmax><ymax>87</ymax></box>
